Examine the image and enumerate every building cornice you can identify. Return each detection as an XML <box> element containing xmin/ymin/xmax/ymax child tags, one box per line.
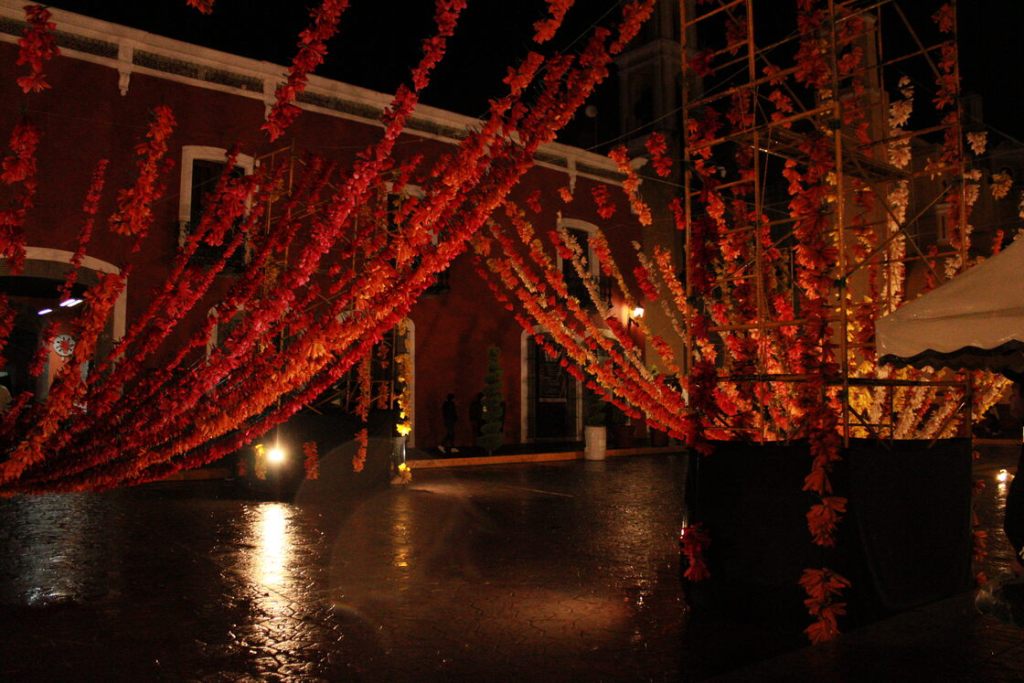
<box><xmin>0</xmin><ymin>1</ymin><xmax>623</xmax><ymax>185</ymax></box>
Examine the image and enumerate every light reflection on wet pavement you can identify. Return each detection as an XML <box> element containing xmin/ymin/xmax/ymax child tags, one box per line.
<box><xmin>0</xmin><ymin>448</ymin><xmax>1017</xmax><ymax>681</ymax></box>
<box><xmin>0</xmin><ymin>457</ymin><xmax>689</xmax><ymax>681</ymax></box>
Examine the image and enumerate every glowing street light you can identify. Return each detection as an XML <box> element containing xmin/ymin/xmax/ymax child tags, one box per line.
<box><xmin>266</xmin><ymin>443</ymin><xmax>287</xmax><ymax>465</ymax></box>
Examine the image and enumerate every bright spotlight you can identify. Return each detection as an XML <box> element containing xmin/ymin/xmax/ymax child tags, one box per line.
<box><xmin>267</xmin><ymin>445</ymin><xmax>287</xmax><ymax>465</ymax></box>
<box><xmin>997</xmin><ymin>469</ymin><xmax>1011</xmax><ymax>483</ymax></box>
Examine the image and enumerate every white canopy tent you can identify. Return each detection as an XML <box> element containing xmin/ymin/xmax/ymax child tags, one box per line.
<box><xmin>875</xmin><ymin>237</ymin><xmax>1024</xmax><ymax>373</ymax></box>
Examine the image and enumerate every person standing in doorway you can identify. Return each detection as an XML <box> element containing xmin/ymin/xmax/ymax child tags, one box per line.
<box><xmin>441</xmin><ymin>393</ymin><xmax>459</xmax><ymax>454</ymax></box>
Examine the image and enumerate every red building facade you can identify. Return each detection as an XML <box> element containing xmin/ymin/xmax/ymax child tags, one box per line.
<box><xmin>0</xmin><ymin>3</ymin><xmax>647</xmax><ymax>454</ymax></box>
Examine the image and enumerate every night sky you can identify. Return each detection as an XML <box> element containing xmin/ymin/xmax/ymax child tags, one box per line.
<box><xmin>43</xmin><ymin>1</ymin><xmax>1024</xmax><ymax>145</ymax></box>
<box><xmin>956</xmin><ymin>2</ymin><xmax>1024</xmax><ymax>143</ymax></box>
<box><xmin>46</xmin><ymin>0</ymin><xmax>625</xmax><ymax>148</ymax></box>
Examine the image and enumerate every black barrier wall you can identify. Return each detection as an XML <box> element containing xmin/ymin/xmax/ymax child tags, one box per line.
<box><xmin>685</xmin><ymin>439</ymin><xmax>973</xmax><ymax>628</ymax></box>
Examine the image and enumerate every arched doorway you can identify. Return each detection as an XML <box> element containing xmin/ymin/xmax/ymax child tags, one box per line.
<box><xmin>0</xmin><ymin>248</ymin><xmax>125</xmax><ymax>401</ymax></box>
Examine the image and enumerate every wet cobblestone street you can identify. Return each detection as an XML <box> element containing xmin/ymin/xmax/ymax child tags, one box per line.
<box><xmin>0</xmin><ymin>456</ymin><xmax>690</xmax><ymax>681</ymax></box>
<box><xmin>0</xmin><ymin>448</ymin><xmax>1020</xmax><ymax>681</ymax></box>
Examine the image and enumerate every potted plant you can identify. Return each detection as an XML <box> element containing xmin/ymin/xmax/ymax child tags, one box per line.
<box><xmin>584</xmin><ymin>392</ymin><xmax>607</xmax><ymax>461</ymax></box>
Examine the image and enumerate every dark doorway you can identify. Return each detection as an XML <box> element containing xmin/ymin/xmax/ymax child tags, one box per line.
<box><xmin>527</xmin><ymin>335</ymin><xmax>578</xmax><ymax>441</ymax></box>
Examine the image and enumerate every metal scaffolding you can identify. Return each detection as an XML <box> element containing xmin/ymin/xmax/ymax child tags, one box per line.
<box><xmin>678</xmin><ymin>0</ymin><xmax>974</xmax><ymax>443</ymax></box>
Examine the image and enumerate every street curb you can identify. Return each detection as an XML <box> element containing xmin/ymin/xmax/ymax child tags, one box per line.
<box><xmin>407</xmin><ymin>446</ymin><xmax>686</xmax><ymax>469</ymax></box>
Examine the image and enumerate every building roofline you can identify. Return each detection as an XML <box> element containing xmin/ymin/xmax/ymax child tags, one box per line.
<box><xmin>0</xmin><ymin>1</ymin><xmax>623</xmax><ymax>184</ymax></box>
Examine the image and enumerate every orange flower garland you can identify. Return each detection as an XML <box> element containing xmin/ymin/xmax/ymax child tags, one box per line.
<box><xmin>263</xmin><ymin>0</ymin><xmax>353</xmax><ymax>141</ymax></box>
<box><xmin>0</xmin><ymin>0</ymin><xmax>652</xmax><ymax>494</ymax></box>
<box><xmin>800</xmin><ymin>568</ymin><xmax>850</xmax><ymax>645</ymax></box>
<box><xmin>303</xmin><ymin>441</ymin><xmax>319</xmax><ymax>480</ymax></box>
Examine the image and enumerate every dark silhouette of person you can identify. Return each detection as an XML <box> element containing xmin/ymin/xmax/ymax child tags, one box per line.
<box><xmin>441</xmin><ymin>393</ymin><xmax>458</xmax><ymax>454</ymax></box>
<box><xmin>469</xmin><ymin>392</ymin><xmax>483</xmax><ymax>444</ymax></box>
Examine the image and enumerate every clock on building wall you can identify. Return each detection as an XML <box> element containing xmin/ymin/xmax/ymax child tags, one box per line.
<box><xmin>53</xmin><ymin>334</ymin><xmax>76</xmax><ymax>358</ymax></box>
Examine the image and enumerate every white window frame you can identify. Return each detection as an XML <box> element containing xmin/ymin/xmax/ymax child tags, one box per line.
<box><xmin>385</xmin><ymin>182</ymin><xmax>438</xmax><ymax>246</ymax></box>
<box><xmin>178</xmin><ymin>145</ymin><xmax>255</xmax><ymax>247</ymax></box>
<box><xmin>205</xmin><ymin>304</ymin><xmax>248</xmax><ymax>358</ymax></box>
<box><xmin>555</xmin><ymin>217</ymin><xmax>600</xmax><ymax>278</ymax></box>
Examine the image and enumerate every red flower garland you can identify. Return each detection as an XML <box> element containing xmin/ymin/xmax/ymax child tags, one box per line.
<box><xmin>609</xmin><ymin>145</ymin><xmax>651</xmax><ymax>226</ymax></box>
<box><xmin>59</xmin><ymin>159</ymin><xmax>110</xmax><ymax>302</ymax></box>
<box><xmin>352</xmin><ymin>428</ymin><xmax>368</xmax><ymax>473</ymax></box>
<box><xmin>680</xmin><ymin>523</ymin><xmax>711</xmax><ymax>582</ymax></box>
<box><xmin>303</xmin><ymin>441</ymin><xmax>319</xmax><ymax>480</ymax></box>
<box><xmin>526</xmin><ymin>189</ymin><xmax>543</xmax><ymax>214</ymax></box>
<box><xmin>0</xmin><ymin>122</ymin><xmax>41</xmax><ymax>275</ymax></box>
<box><xmin>644</xmin><ymin>132</ymin><xmax>672</xmax><ymax>178</ymax></box>
<box><xmin>186</xmin><ymin>0</ymin><xmax>215</xmax><ymax>14</ymax></box>
<box><xmin>0</xmin><ymin>0</ymin><xmax>651</xmax><ymax>498</ymax></box>
<box><xmin>533</xmin><ymin>0</ymin><xmax>573</xmax><ymax>44</ymax></box>
<box><xmin>263</xmin><ymin>0</ymin><xmax>353</xmax><ymax>141</ymax></box>
<box><xmin>109</xmin><ymin>106</ymin><xmax>176</xmax><ymax>236</ymax></box>
<box><xmin>0</xmin><ymin>122</ymin><xmax>40</xmax><ymax>184</ymax></box>
<box><xmin>799</xmin><ymin>568</ymin><xmax>850</xmax><ymax>644</ymax></box>
<box><xmin>16</xmin><ymin>5</ymin><xmax>60</xmax><ymax>94</ymax></box>
<box><xmin>591</xmin><ymin>184</ymin><xmax>615</xmax><ymax>219</ymax></box>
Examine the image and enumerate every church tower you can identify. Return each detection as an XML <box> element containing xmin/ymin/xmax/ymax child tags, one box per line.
<box><xmin>615</xmin><ymin>0</ymin><xmax>682</xmax><ymax>154</ymax></box>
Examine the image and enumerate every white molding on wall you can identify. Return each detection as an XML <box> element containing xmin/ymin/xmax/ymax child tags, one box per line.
<box><xmin>0</xmin><ymin>0</ymin><xmax>623</xmax><ymax>186</ymax></box>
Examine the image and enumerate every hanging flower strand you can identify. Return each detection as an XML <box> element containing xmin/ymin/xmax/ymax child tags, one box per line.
<box><xmin>263</xmin><ymin>0</ymin><xmax>353</xmax><ymax>141</ymax></box>
<box><xmin>303</xmin><ymin>441</ymin><xmax>319</xmax><ymax>480</ymax></box>
<box><xmin>645</xmin><ymin>131</ymin><xmax>673</xmax><ymax>178</ymax></box>
<box><xmin>16</xmin><ymin>5</ymin><xmax>60</xmax><ymax>94</ymax></box>
<box><xmin>59</xmin><ymin>158</ymin><xmax>110</xmax><ymax>302</ymax></box>
<box><xmin>108</xmin><ymin>106</ymin><xmax>177</xmax><ymax>237</ymax></box>
<box><xmin>0</xmin><ymin>122</ymin><xmax>42</xmax><ymax>275</ymax></box>
<box><xmin>609</xmin><ymin>145</ymin><xmax>651</xmax><ymax>226</ymax></box>
<box><xmin>533</xmin><ymin>0</ymin><xmax>574</xmax><ymax>43</ymax></box>
<box><xmin>800</xmin><ymin>568</ymin><xmax>850</xmax><ymax>644</ymax></box>
<box><xmin>0</xmin><ymin>0</ymin><xmax>648</xmax><ymax>493</ymax></box>
<box><xmin>185</xmin><ymin>0</ymin><xmax>215</xmax><ymax>14</ymax></box>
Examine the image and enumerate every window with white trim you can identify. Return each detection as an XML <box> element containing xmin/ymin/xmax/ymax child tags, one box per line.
<box><xmin>205</xmin><ymin>304</ymin><xmax>246</xmax><ymax>358</ymax></box>
<box><xmin>556</xmin><ymin>218</ymin><xmax>609</xmax><ymax>309</ymax></box>
<box><xmin>385</xmin><ymin>183</ymin><xmax>449</xmax><ymax>294</ymax></box>
<box><xmin>179</xmin><ymin>146</ymin><xmax>254</xmax><ymax>271</ymax></box>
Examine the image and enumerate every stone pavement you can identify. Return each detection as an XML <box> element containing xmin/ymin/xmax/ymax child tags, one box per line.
<box><xmin>0</xmin><ymin>456</ymin><xmax>691</xmax><ymax>681</ymax></box>
<box><xmin>0</xmin><ymin>448</ymin><xmax>1021</xmax><ymax>681</ymax></box>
